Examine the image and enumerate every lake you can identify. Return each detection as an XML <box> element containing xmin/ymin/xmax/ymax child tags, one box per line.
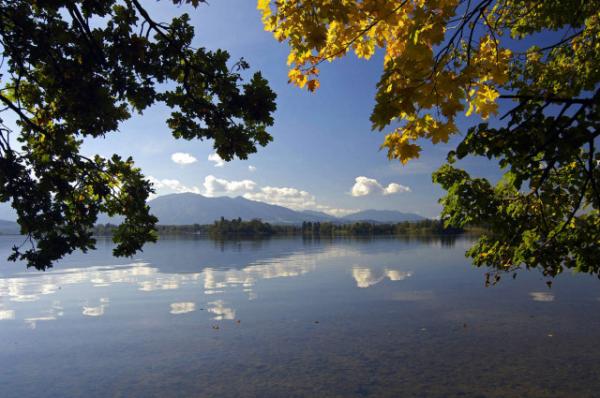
<box><xmin>1</xmin><ymin>235</ymin><xmax>599</xmax><ymax>397</ymax></box>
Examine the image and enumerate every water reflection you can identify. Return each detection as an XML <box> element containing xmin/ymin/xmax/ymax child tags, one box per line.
<box><xmin>207</xmin><ymin>300</ymin><xmax>236</xmax><ymax>320</ymax></box>
<box><xmin>301</xmin><ymin>234</ymin><xmax>460</xmax><ymax>247</ymax></box>
<box><xmin>351</xmin><ymin>266</ymin><xmax>412</xmax><ymax>288</ymax></box>
<box><xmin>391</xmin><ymin>290</ymin><xmax>435</xmax><ymax>301</ymax></box>
<box><xmin>0</xmin><ymin>262</ymin><xmax>200</xmax><ymax>303</ymax></box>
<box><xmin>24</xmin><ymin>316</ymin><xmax>56</xmax><ymax>329</ymax></box>
<box><xmin>530</xmin><ymin>291</ymin><xmax>555</xmax><ymax>302</ymax></box>
<box><xmin>24</xmin><ymin>301</ymin><xmax>63</xmax><ymax>329</ymax></box>
<box><xmin>170</xmin><ymin>302</ymin><xmax>196</xmax><ymax>315</ymax></box>
<box><xmin>83</xmin><ymin>298</ymin><xmax>109</xmax><ymax>317</ymax></box>
<box><xmin>0</xmin><ymin>243</ymin><xmax>368</xmax><ymax>327</ymax></box>
<box><xmin>0</xmin><ymin>309</ymin><xmax>15</xmax><ymax>320</ymax></box>
<box><xmin>2</xmin><ymin>236</ymin><xmax>600</xmax><ymax>398</ymax></box>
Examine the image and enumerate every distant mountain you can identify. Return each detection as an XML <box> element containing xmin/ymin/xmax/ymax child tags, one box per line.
<box><xmin>300</xmin><ymin>210</ymin><xmax>338</xmax><ymax>222</ymax></box>
<box><xmin>142</xmin><ymin>193</ymin><xmax>334</xmax><ymax>225</ymax></box>
<box><xmin>341</xmin><ymin>209</ymin><xmax>424</xmax><ymax>223</ymax></box>
<box><xmin>144</xmin><ymin>194</ymin><xmax>425</xmax><ymax>225</ymax></box>
<box><xmin>0</xmin><ymin>219</ymin><xmax>20</xmax><ymax>234</ymax></box>
<box><xmin>4</xmin><ymin>193</ymin><xmax>426</xmax><ymax>226</ymax></box>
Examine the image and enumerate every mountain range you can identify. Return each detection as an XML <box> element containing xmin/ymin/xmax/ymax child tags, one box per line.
<box><xmin>0</xmin><ymin>193</ymin><xmax>425</xmax><ymax>228</ymax></box>
<box><xmin>139</xmin><ymin>193</ymin><xmax>425</xmax><ymax>224</ymax></box>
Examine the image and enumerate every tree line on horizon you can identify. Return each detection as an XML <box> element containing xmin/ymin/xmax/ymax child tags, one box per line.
<box><xmin>1</xmin><ymin>1</ymin><xmax>597</xmax><ymax>278</ymax></box>
<box><xmin>93</xmin><ymin>217</ymin><xmax>465</xmax><ymax>238</ymax></box>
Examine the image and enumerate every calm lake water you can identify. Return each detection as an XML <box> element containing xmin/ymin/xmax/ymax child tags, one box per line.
<box><xmin>1</xmin><ymin>235</ymin><xmax>599</xmax><ymax>397</ymax></box>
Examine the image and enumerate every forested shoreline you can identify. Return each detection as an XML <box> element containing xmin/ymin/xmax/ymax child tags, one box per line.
<box><xmin>93</xmin><ymin>217</ymin><xmax>465</xmax><ymax>238</ymax></box>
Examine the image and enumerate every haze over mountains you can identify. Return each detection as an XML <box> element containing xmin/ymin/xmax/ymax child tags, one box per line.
<box><xmin>0</xmin><ymin>219</ymin><xmax>19</xmax><ymax>235</ymax></box>
<box><xmin>137</xmin><ymin>193</ymin><xmax>425</xmax><ymax>224</ymax></box>
<box><xmin>0</xmin><ymin>193</ymin><xmax>425</xmax><ymax>229</ymax></box>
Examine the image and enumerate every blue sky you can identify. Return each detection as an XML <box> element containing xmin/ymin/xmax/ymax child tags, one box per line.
<box><xmin>98</xmin><ymin>0</ymin><xmax>503</xmax><ymax>218</ymax></box>
<box><xmin>1</xmin><ymin>0</ymin><xmax>506</xmax><ymax>220</ymax></box>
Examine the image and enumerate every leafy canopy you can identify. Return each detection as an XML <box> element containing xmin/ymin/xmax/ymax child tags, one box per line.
<box><xmin>0</xmin><ymin>0</ymin><xmax>277</xmax><ymax>269</ymax></box>
<box><xmin>259</xmin><ymin>0</ymin><xmax>600</xmax><ymax>280</ymax></box>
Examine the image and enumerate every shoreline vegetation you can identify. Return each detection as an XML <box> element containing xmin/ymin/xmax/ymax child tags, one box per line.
<box><xmin>92</xmin><ymin>218</ymin><xmax>472</xmax><ymax>239</ymax></box>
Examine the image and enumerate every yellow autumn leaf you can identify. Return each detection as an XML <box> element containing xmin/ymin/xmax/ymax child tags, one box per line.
<box><xmin>260</xmin><ymin>0</ymin><xmax>517</xmax><ymax>163</ymax></box>
<box><xmin>257</xmin><ymin>0</ymin><xmax>269</xmax><ymax>13</ymax></box>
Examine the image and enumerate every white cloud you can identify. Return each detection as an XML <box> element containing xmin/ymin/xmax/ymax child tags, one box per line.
<box><xmin>149</xmin><ymin>174</ymin><xmax>357</xmax><ymax>217</ymax></box>
<box><xmin>203</xmin><ymin>175</ymin><xmax>256</xmax><ymax>197</ymax></box>
<box><xmin>248</xmin><ymin>165</ymin><xmax>257</xmax><ymax>172</ymax></box>
<box><xmin>317</xmin><ymin>206</ymin><xmax>359</xmax><ymax>217</ymax></box>
<box><xmin>243</xmin><ymin>186</ymin><xmax>357</xmax><ymax>216</ymax></box>
<box><xmin>148</xmin><ymin>176</ymin><xmax>201</xmax><ymax>198</ymax></box>
<box><xmin>351</xmin><ymin>176</ymin><xmax>411</xmax><ymax>197</ymax></box>
<box><xmin>383</xmin><ymin>182</ymin><xmax>411</xmax><ymax>195</ymax></box>
<box><xmin>208</xmin><ymin>153</ymin><xmax>226</xmax><ymax>167</ymax></box>
<box><xmin>171</xmin><ymin>152</ymin><xmax>197</xmax><ymax>165</ymax></box>
<box><xmin>244</xmin><ymin>186</ymin><xmax>317</xmax><ymax>210</ymax></box>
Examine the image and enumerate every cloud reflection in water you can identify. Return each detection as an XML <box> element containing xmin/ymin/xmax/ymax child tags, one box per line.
<box><xmin>83</xmin><ymin>298</ymin><xmax>110</xmax><ymax>317</ymax></box>
<box><xmin>530</xmin><ymin>292</ymin><xmax>555</xmax><ymax>302</ymax></box>
<box><xmin>207</xmin><ymin>300</ymin><xmax>236</xmax><ymax>320</ymax></box>
<box><xmin>0</xmin><ymin>246</ymin><xmax>361</xmax><ymax>327</ymax></box>
<box><xmin>170</xmin><ymin>302</ymin><xmax>196</xmax><ymax>315</ymax></box>
<box><xmin>352</xmin><ymin>266</ymin><xmax>412</xmax><ymax>288</ymax></box>
<box><xmin>0</xmin><ymin>309</ymin><xmax>15</xmax><ymax>320</ymax></box>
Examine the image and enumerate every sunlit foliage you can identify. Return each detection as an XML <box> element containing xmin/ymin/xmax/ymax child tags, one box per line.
<box><xmin>259</xmin><ymin>0</ymin><xmax>600</xmax><ymax>279</ymax></box>
<box><xmin>0</xmin><ymin>0</ymin><xmax>277</xmax><ymax>269</ymax></box>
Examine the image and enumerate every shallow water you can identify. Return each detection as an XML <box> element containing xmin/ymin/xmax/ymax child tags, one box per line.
<box><xmin>0</xmin><ymin>235</ymin><xmax>599</xmax><ymax>397</ymax></box>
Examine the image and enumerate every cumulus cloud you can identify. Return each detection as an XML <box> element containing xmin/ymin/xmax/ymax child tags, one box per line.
<box><xmin>243</xmin><ymin>186</ymin><xmax>357</xmax><ymax>216</ymax></box>
<box><xmin>248</xmin><ymin>165</ymin><xmax>257</xmax><ymax>172</ymax></box>
<box><xmin>351</xmin><ymin>176</ymin><xmax>411</xmax><ymax>197</ymax></box>
<box><xmin>148</xmin><ymin>176</ymin><xmax>201</xmax><ymax>198</ymax></box>
<box><xmin>171</xmin><ymin>152</ymin><xmax>197</xmax><ymax>165</ymax></box>
<box><xmin>243</xmin><ymin>186</ymin><xmax>317</xmax><ymax>210</ymax></box>
<box><xmin>208</xmin><ymin>153</ymin><xmax>226</xmax><ymax>167</ymax></box>
<box><xmin>149</xmin><ymin>174</ymin><xmax>356</xmax><ymax>216</ymax></box>
<box><xmin>383</xmin><ymin>182</ymin><xmax>412</xmax><ymax>195</ymax></box>
<box><xmin>203</xmin><ymin>175</ymin><xmax>256</xmax><ymax>197</ymax></box>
